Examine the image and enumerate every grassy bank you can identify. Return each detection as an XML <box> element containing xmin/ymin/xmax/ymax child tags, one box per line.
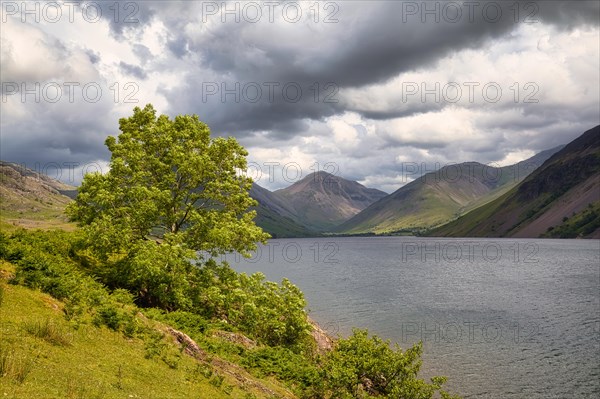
<box><xmin>0</xmin><ymin>260</ymin><xmax>296</xmax><ymax>399</ymax></box>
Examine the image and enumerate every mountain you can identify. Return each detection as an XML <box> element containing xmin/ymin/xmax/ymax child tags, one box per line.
<box><xmin>275</xmin><ymin>171</ymin><xmax>388</xmax><ymax>232</ymax></box>
<box><xmin>431</xmin><ymin>126</ymin><xmax>600</xmax><ymax>238</ymax></box>
<box><xmin>334</xmin><ymin>147</ymin><xmax>562</xmax><ymax>235</ymax></box>
<box><xmin>249</xmin><ymin>183</ymin><xmax>315</xmax><ymax>238</ymax></box>
<box><xmin>0</xmin><ymin>161</ymin><xmax>314</xmax><ymax>238</ymax></box>
<box><xmin>0</xmin><ymin>161</ymin><xmax>76</xmax><ymax>230</ymax></box>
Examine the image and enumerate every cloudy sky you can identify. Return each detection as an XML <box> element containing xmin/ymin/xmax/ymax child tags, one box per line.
<box><xmin>1</xmin><ymin>0</ymin><xmax>599</xmax><ymax>192</ymax></box>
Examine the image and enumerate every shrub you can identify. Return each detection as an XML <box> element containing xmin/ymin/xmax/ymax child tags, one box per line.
<box><xmin>242</xmin><ymin>346</ymin><xmax>320</xmax><ymax>390</ymax></box>
<box><xmin>143</xmin><ymin>309</ymin><xmax>208</xmax><ymax>338</ymax></box>
<box><xmin>320</xmin><ymin>329</ymin><xmax>460</xmax><ymax>399</ymax></box>
<box><xmin>194</xmin><ymin>262</ymin><xmax>311</xmax><ymax>348</ymax></box>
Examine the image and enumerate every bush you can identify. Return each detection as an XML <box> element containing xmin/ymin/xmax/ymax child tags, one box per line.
<box><xmin>242</xmin><ymin>346</ymin><xmax>320</xmax><ymax>390</ymax></box>
<box><xmin>194</xmin><ymin>262</ymin><xmax>311</xmax><ymax>348</ymax></box>
<box><xmin>143</xmin><ymin>309</ymin><xmax>208</xmax><ymax>338</ymax></box>
<box><xmin>320</xmin><ymin>329</ymin><xmax>460</xmax><ymax>399</ymax></box>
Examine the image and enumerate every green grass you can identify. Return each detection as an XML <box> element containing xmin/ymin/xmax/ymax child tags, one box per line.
<box><xmin>23</xmin><ymin>319</ymin><xmax>73</xmax><ymax>346</ymax></box>
<box><xmin>0</xmin><ymin>262</ymin><xmax>296</xmax><ymax>399</ymax></box>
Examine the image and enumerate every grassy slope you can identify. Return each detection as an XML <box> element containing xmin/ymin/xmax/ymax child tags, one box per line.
<box><xmin>253</xmin><ymin>204</ymin><xmax>316</xmax><ymax>238</ymax></box>
<box><xmin>336</xmin><ymin>164</ymin><xmax>523</xmax><ymax>235</ymax></box>
<box><xmin>0</xmin><ymin>261</ymin><xmax>296</xmax><ymax>399</ymax></box>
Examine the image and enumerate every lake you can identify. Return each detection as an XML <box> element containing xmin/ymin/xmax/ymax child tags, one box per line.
<box><xmin>225</xmin><ymin>237</ymin><xmax>600</xmax><ymax>398</ymax></box>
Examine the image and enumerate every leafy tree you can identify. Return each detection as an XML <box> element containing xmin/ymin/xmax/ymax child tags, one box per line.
<box><xmin>67</xmin><ymin>104</ymin><xmax>269</xmax><ymax>308</ymax></box>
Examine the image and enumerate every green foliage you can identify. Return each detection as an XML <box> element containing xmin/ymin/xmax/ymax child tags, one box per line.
<box><xmin>111</xmin><ymin>240</ymin><xmax>198</xmax><ymax>310</ymax></box>
<box><xmin>319</xmin><ymin>329</ymin><xmax>460</xmax><ymax>399</ymax></box>
<box><xmin>194</xmin><ymin>263</ymin><xmax>311</xmax><ymax>348</ymax></box>
<box><xmin>543</xmin><ymin>201</ymin><xmax>600</xmax><ymax>238</ymax></box>
<box><xmin>242</xmin><ymin>346</ymin><xmax>320</xmax><ymax>390</ymax></box>
<box><xmin>2</xmin><ymin>230</ymin><xmax>139</xmax><ymax>336</ymax></box>
<box><xmin>0</xmin><ymin>232</ymin><xmax>10</xmax><ymax>259</ymax></box>
<box><xmin>66</xmin><ymin>104</ymin><xmax>268</xmax><ymax>261</ymax></box>
<box><xmin>142</xmin><ymin>309</ymin><xmax>208</xmax><ymax>337</ymax></box>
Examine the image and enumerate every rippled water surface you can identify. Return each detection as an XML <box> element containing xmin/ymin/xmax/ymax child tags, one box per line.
<box><xmin>228</xmin><ymin>237</ymin><xmax>599</xmax><ymax>398</ymax></box>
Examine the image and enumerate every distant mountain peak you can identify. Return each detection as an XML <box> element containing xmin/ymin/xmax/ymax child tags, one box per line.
<box><xmin>274</xmin><ymin>172</ymin><xmax>387</xmax><ymax>232</ymax></box>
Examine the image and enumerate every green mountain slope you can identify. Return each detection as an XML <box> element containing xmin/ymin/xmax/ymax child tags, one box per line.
<box><xmin>250</xmin><ymin>183</ymin><xmax>316</xmax><ymax>238</ymax></box>
<box><xmin>275</xmin><ymin>171</ymin><xmax>388</xmax><ymax>232</ymax></box>
<box><xmin>431</xmin><ymin>125</ymin><xmax>600</xmax><ymax>238</ymax></box>
<box><xmin>335</xmin><ymin>149</ymin><xmax>561</xmax><ymax>235</ymax></box>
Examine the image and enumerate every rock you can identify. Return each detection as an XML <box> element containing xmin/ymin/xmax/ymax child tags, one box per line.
<box><xmin>166</xmin><ymin>327</ymin><xmax>206</xmax><ymax>360</ymax></box>
<box><xmin>308</xmin><ymin>317</ymin><xmax>335</xmax><ymax>353</ymax></box>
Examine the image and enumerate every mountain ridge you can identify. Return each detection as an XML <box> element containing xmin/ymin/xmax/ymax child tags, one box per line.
<box><xmin>430</xmin><ymin>125</ymin><xmax>600</xmax><ymax>238</ymax></box>
<box><xmin>334</xmin><ymin>147</ymin><xmax>563</xmax><ymax>235</ymax></box>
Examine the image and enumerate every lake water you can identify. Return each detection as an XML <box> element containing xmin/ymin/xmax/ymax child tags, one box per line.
<box><xmin>226</xmin><ymin>237</ymin><xmax>600</xmax><ymax>398</ymax></box>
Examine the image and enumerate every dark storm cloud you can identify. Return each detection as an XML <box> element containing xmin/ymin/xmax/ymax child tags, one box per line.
<box><xmin>92</xmin><ymin>1</ymin><xmax>600</xmax><ymax>137</ymax></box>
<box><xmin>536</xmin><ymin>0</ymin><xmax>600</xmax><ymax>28</ymax></box>
<box><xmin>0</xmin><ymin>100</ymin><xmax>114</xmax><ymax>171</ymax></box>
<box><xmin>149</xmin><ymin>0</ymin><xmax>598</xmax><ymax>138</ymax></box>
<box><xmin>97</xmin><ymin>1</ymin><xmax>156</xmax><ymax>36</ymax></box>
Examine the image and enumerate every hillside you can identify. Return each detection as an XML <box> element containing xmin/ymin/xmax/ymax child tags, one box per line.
<box><xmin>431</xmin><ymin>125</ymin><xmax>600</xmax><ymax>238</ymax></box>
<box><xmin>275</xmin><ymin>171</ymin><xmax>388</xmax><ymax>232</ymax></box>
<box><xmin>0</xmin><ymin>161</ymin><xmax>76</xmax><ymax>230</ymax></box>
<box><xmin>0</xmin><ymin>260</ymin><xmax>298</xmax><ymax>399</ymax></box>
<box><xmin>249</xmin><ymin>183</ymin><xmax>316</xmax><ymax>238</ymax></box>
<box><xmin>335</xmin><ymin>148</ymin><xmax>561</xmax><ymax>235</ymax></box>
